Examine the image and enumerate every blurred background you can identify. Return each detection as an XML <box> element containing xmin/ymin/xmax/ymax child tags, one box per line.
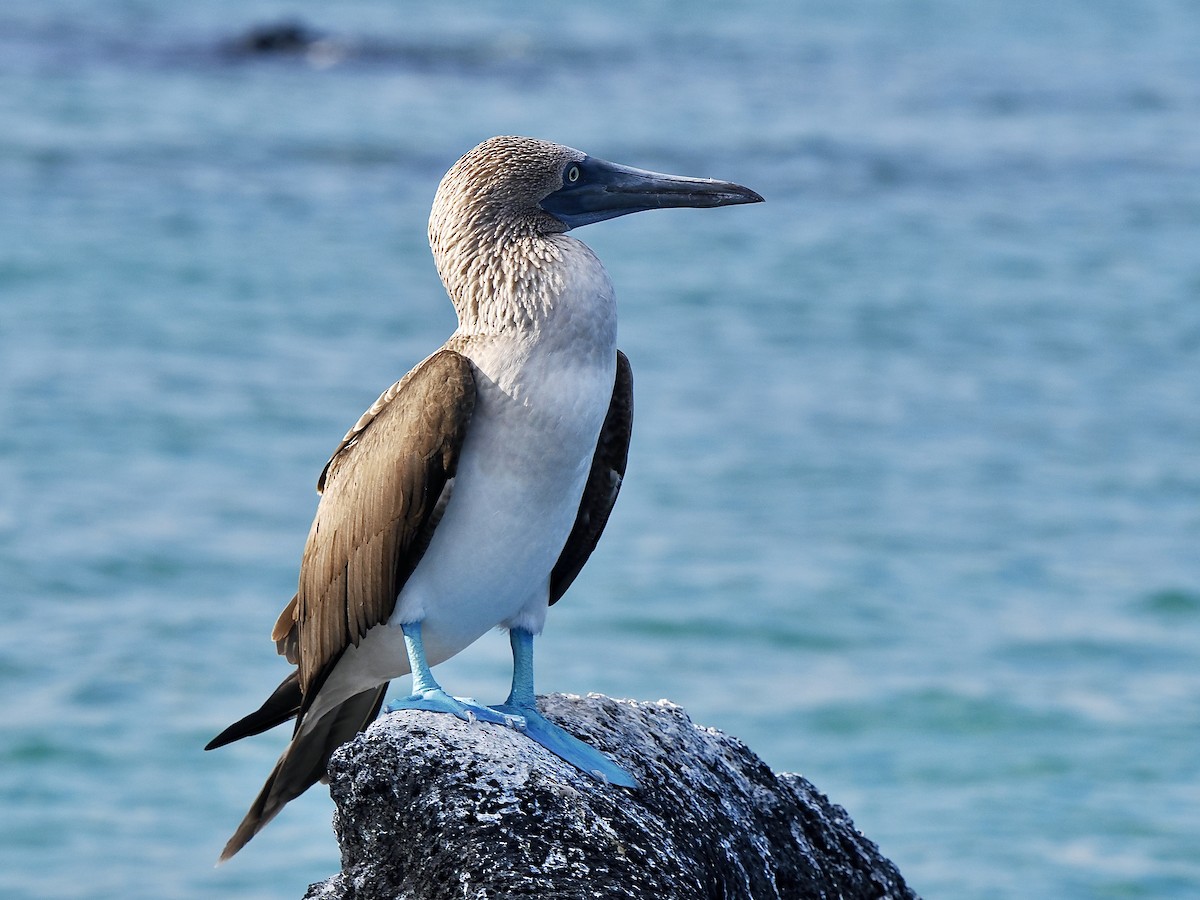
<box><xmin>3</xmin><ymin>1</ymin><xmax>1199</xmax><ymax>897</ymax></box>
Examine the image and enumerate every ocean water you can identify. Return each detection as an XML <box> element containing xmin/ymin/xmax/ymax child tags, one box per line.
<box><xmin>2</xmin><ymin>1</ymin><xmax>1199</xmax><ymax>897</ymax></box>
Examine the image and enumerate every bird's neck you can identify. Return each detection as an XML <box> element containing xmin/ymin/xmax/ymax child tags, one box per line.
<box><xmin>432</xmin><ymin>227</ymin><xmax>617</xmax><ymax>351</ymax></box>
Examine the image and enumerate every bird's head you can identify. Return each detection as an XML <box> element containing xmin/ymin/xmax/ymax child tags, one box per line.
<box><xmin>429</xmin><ymin>135</ymin><xmax>763</xmax><ymax>245</ymax></box>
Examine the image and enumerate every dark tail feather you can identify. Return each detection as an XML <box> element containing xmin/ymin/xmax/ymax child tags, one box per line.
<box><xmin>217</xmin><ymin>684</ymin><xmax>388</xmax><ymax>862</ymax></box>
<box><xmin>205</xmin><ymin>672</ymin><xmax>304</xmax><ymax>751</ymax></box>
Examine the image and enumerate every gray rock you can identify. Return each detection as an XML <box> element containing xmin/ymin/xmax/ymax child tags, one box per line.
<box><xmin>304</xmin><ymin>694</ymin><xmax>918</xmax><ymax>900</ymax></box>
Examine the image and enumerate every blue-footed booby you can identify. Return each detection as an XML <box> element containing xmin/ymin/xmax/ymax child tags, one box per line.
<box><xmin>206</xmin><ymin>135</ymin><xmax>762</xmax><ymax>860</ymax></box>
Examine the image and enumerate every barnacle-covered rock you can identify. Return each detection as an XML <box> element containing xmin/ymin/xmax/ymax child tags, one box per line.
<box><xmin>304</xmin><ymin>694</ymin><xmax>917</xmax><ymax>900</ymax></box>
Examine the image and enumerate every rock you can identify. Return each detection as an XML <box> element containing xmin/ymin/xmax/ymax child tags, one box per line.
<box><xmin>303</xmin><ymin>695</ymin><xmax>918</xmax><ymax>900</ymax></box>
<box><xmin>227</xmin><ymin>20</ymin><xmax>325</xmax><ymax>56</ymax></box>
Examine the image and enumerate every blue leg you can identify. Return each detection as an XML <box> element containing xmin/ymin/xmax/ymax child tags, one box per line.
<box><xmin>385</xmin><ymin>622</ymin><xmax>508</xmax><ymax>725</ymax></box>
<box><xmin>489</xmin><ymin>628</ymin><xmax>638</xmax><ymax>788</ymax></box>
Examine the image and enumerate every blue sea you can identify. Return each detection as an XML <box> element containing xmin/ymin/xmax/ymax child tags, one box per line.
<box><xmin>3</xmin><ymin>1</ymin><xmax>1199</xmax><ymax>897</ymax></box>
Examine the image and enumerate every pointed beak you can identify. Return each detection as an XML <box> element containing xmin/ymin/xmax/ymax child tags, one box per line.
<box><xmin>540</xmin><ymin>156</ymin><xmax>764</xmax><ymax>230</ymax></box>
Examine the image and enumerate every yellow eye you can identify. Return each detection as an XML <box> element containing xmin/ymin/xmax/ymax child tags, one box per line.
<box><xmin>566</xmin><ymin>164</ymin><xmax>581</xmax><ymax>184</ymax></box>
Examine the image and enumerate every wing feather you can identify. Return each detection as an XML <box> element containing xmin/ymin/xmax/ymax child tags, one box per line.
<box><xmin>278</xmin><ymin>349</ymin><xmax>476</xmax><ymax>694</ymax></box>
<box><xmin>549</xmin><ymin>349</ymin><xmax>633</xmax><ymax>604</ymax></box>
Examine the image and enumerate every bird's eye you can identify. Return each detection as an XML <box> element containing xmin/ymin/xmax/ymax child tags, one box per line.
<box><xmin>566</xmin><ymin>164</ymin><xmax>581</xmax><ymax>184</ymax></box>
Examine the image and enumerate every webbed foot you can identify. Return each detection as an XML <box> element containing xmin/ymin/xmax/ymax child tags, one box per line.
<box><xmin>489</xmin><ymin>701</ymin><xmax>638</xmax><ymax>788</ymax></box>
<box><xmin>386</xmin><ymin>689</ymin><xmax>509</xmax><ymax>726</ymax></box>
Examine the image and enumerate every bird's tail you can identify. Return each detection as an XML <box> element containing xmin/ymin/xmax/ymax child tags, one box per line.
<box><xmin>205</xmin><ymin>672</ymin><xmax>303</xmax><ymax>751</ymax></box>
<box><xmin>216</xmin><ymin>684</ymin><xmax>388</xmax><ymax>862</ymax></box>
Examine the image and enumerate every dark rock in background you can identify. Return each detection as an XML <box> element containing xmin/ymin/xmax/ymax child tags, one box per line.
<box><xmin>304</xmin><ymin>695</ymin><xmax>918</xmax><ymax>900</ymax></box>
<box><xmin>225</xmin><ymin>20</ymin><xmax>326</xmax><ymax>56</ymax></box>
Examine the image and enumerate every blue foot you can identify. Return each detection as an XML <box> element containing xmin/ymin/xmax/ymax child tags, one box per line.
<box><xmin>490</xmin><ymin>702</ymin><xmax>638</xmax><ymax>788</ymax></box>
<box><xmin>386</xmin><ymin>688</ymin><xmax>509</xmax><ymax>726</ymax></box>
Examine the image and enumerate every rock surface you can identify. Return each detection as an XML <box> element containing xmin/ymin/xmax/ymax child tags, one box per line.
<box><xmin>304</xmin><ymin>694</ymin><xmax>918</xmax><ymax>900</ymax></box>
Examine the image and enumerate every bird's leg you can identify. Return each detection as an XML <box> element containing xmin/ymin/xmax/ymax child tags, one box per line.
<box><xmin>489</xmin><ymin>628</ymin><xmax>638</xmax><ymax>788</ymax></box>
<box><xmin>503</xmin><ymin>626</ymin><xmax>537</xmax><ymax>710</ymax></box>
<box><xmin>384</xmin><ymin>621</ymin><xmax>507</xmax><ymax>725</ymax></box>
<box><xmin>402</xmin><ymin>620</ymin><xmax>446</xmax><ymax>698</ymax></box>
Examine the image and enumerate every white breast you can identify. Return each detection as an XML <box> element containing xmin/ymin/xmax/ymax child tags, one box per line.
<box><xmin>392</xmin><ymin>235</ymin><xmax>618</xmax><ymax>663</ymax></box>
<box><xmin>298</xmin><ymin>236</ymin><xmax>619</xmax><ymax>728</ymax></box>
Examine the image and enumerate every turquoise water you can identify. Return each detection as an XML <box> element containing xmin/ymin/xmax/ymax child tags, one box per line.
<box><xmin>3</xmin><ymin>1</ymin><xmax>1199</xmax><ymax>896</ymax></box>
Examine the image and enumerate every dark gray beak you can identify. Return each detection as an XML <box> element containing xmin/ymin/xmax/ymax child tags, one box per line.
<box><xmin>541</xmin><ymin>156</ymin><xmax>764</xmax><ymax>230</ymax></box>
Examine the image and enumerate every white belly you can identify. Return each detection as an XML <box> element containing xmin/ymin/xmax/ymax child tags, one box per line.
<box><xmin>303</xmin><ymin>350</ymin><xmax>615</xmax><ymax>727</ymax></box>
<box><xmin>394</xmin><ymin>346</ymin><xmax>616</xmax><ymax>661</ymax></box>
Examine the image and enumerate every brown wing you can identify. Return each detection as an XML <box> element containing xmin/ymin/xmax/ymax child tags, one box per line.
<box><xmin>275</xmin><ymin>349</ymin><xmax>476</xmax><ymax>695</ymax></box>
<box><xmin>549</xmin><ymin>349</ymin><xmax>633</xmax><ymax>605</ymax></box>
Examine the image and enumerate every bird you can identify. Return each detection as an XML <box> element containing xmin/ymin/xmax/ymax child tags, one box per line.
<box><xmin>206</xmin><ymin>135</ymin><xmax>762</xmax><ymax>861</ymax></box>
